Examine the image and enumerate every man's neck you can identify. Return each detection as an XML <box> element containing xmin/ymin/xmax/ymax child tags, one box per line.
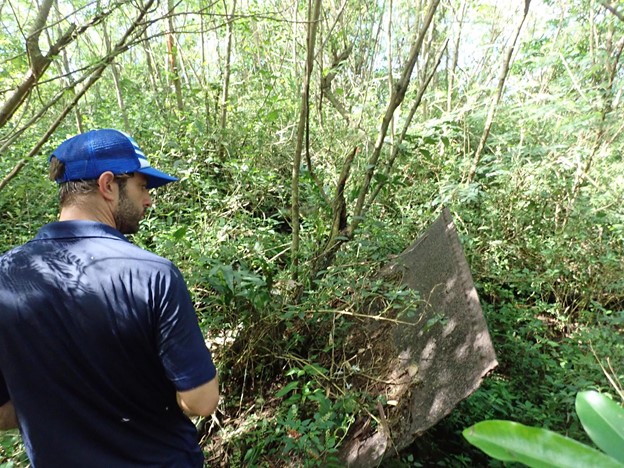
<box><xmin>58</xmin><ymin>203</ymin><xmax>116</xmax><ymax>229</ymax></box>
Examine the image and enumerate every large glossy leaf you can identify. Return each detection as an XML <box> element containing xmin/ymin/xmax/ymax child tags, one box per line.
<box><xmin>463</xmin><ymin>420</ymin><xmax>624</xmax><ymax>468</ymax></box>
<box><xmin>576</xmin><ymin>391</ymin><xmax>624</xmax><ymax>463</ymax></box>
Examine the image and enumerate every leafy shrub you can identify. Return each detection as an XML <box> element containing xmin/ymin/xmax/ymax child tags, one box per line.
<box><xmin>463</xmin><ymin>390</ymin><xmax>624</xmax><ymax>467</ymax></box>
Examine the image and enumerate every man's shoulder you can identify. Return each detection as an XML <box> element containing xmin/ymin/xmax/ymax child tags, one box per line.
<box><xmin>94</xmin><ymin>238</ymin><xmax>178</xmax><ymax>270</ymax></box>
<box><xmin>0</xmin><ymin>231</ymin><xmax>179</xmax><ymax>276</ymax></box>
<box><xmin>125</xmin><ymin>245</ymin><xmax>180</xmax><ymax>273</ymax></box>
<box><xmin>0</xmin><ymin>242</ymin><xmax>31</xmax><ymax>265</ymax></box>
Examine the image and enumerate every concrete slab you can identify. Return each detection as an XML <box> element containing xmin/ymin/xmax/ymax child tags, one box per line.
<box><xmin>339</xmin><ymin>208</ymin><xmax>498</xmax><ymax>467</ymax></box>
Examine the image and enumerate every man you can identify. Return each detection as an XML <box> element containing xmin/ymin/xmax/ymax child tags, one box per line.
<box><xmin>0</xmin><ymin>129</ymin><xmax>219</xmax><ymax>467</ymax></box>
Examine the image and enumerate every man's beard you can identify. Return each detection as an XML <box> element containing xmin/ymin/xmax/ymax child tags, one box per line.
<box><xmin>114</xmin><ymin>187</ymin><xmax>144</xmax><ymax>235</ymax></box>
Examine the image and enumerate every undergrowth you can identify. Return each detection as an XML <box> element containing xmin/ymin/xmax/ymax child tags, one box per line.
<box><xmin>1</xmin><ymin>123</ymin><xmax>623</xmax><ymax>467</ymax></box>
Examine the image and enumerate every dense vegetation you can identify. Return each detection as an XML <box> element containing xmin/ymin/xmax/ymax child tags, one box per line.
<box><xmin>1</xmin><ymin>0</ymin><xmax>622</xmax><ymax>466</ymax></box>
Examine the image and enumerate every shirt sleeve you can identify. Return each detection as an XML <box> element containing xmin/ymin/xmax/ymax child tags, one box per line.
<box><xmin>0</xmin><ymin>371</ymin><xmax>9</xmax><ymax>406</ymax></box>
<box><xmin>155</xmin><ymin>264</ymin><xmax>217</xmax><ymax>391</ymax></box>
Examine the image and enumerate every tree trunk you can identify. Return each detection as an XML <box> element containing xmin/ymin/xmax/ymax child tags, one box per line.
<box><xmin>303</xmin><ymin>0</ymin><xmax>442</xmax><ymax>291</ymax></box>
<box><xmin>166</xmin><ymin>0</ymin><xmax>184</xmax><ymax>113</ymax></box>
<box><xmin>447</xmin><ymin>0</ymin><xmax>467</xmax><ymax>112</ymax></box>
<box><xmin>466</xmin><ymin>0</ymin><xmax>532</xmax><ymax>183</ymax></box>
<box><xmin>0</xmin><ymin>0</ymin><xmax>156</xmax><ymax>192</ymax></box>
<box><xmin>218</xmin><ymin>0</ymin><xmax>237</xmax><ymax>159</ymax></box>
<box><xmin>387</xmin><ymin>0</ymin><xmax>395</xmax><ymax>150</ymax></box>
<box><xmin>143</xmin><ymin>29</ymin><xmax>160</xmax><ymax>94</ymax></box>
<box><xmin>291</xmin><ymin>0</ymin><xmax>323</xmax><ymax>283</ymax></box>
<box><xmin>103</xmin><ymin>23</ymin><xmax>130</xmax><ymax>132</ymax></box>
<box><xmin>200</xmin><ymin>12</ymin><xmax>211</xmax><ymax>128</ymax></box>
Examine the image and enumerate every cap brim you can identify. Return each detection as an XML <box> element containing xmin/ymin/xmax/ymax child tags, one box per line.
<box><xmin>137</xmin><ymin>167</ymin><xmax>178</xmax><ymax>189</ymax></box>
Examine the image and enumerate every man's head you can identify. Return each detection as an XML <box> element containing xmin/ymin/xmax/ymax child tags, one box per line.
<box><xmin>49</xmin><ymin>129</ymin><xmax>177</xmax><ymax>234</ymax></box>
<box><xmin>50</xmin><ymin>129</ymin><xmax>176</xmax><ymax>188</ymax></box>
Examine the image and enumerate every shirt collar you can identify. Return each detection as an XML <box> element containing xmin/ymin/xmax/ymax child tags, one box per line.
<box><xmin>34</xmin><ymin>220</ymin><xmax>129</xmax><ymax>242</ymax></box>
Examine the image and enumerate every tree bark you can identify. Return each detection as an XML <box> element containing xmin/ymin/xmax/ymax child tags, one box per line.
<box><xmin>0</xmin><ymin>0</ymin><xmax>74</xmax><ymax>128</ymax></box>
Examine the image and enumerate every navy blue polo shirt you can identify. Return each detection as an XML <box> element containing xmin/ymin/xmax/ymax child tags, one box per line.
<box><xmin>0</xmin><ymin>221</ymin><xmax>217</xmax><ymax>467</ymax></box>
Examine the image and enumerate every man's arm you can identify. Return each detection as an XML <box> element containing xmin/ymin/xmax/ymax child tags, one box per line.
<box><xmin>0</xmin><ymin>401</ymin><xmax>18</xmax><ymax>431</ymax></box>
<box><xmin>176</xmin><ymin>376</ymin><xmax>219</xmax><ymax>417</ymax></box>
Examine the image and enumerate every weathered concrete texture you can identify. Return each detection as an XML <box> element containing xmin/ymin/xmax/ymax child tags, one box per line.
<box><xmin>339</xmin><ymin>208</ymin><xmax>498</xmax><ymax>467</ymax></box>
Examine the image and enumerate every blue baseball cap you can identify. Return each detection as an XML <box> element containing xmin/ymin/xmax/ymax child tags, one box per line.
<box><xmin>50</xmin><ymin>129</ymin><xmax>178</xmax><ymax>189</ymax></box>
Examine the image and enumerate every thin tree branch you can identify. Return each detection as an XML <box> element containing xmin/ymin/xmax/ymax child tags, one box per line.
<box><xmin>218</xmin><ymin>0</ymin><xmax>236</xmax><ymax>152</ymax></box>
<box><xmin>0</xmin><ymin>0</ymin><xmax>156</xmax><ymax>192</ymax></box>
<box><xmin>599</xmin><ymin>0</ymin><xmax>624</xmax><ymax>23</ymax></box>
<box><xmin>349</xmin><ymin>0</ymin><xmax>442</xmax><ymax>235</ymax></box>
<box><xmin>320</xmin><ymin>46</ymin><xmax>353</xmax><ymax>124</ymax></box>
<box><xmin>291</xmin><ymin>0</ymin><xmax>322</xmax><ymax>283</ymax></box>
<box><xmin>447</xmin><ymin>0</ymin><xmax>467</xmax><ymax>112</ymax></box>
<box><xmin>466</xmin><ymin>0</ymin><xmax>532</xmax><ymax>183</ymax></box>
<box><xmin>0</xmin><ymin>1</ymin><xmax>120</xmax><ymax>129</ymax></box>
<box><xmin>365</xmin><ymin>39</ymin><xmax>449</xmax><ymax>213</ymax></box>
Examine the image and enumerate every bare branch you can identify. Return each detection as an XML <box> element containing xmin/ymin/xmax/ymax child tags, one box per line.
<box><xmin>25</xmin><ymin>0</ymin><xmax>54</xmax><ymax>68</ymax></box>
<box><xmin>365</xmin><ymin>39</ymin><xmax>449</xmax><ymax>213</ymax></box>
<box><xmin>599</xmin><ymin>1</ymin><xmax>624</xmax><ymax>23</ymax></box>
<box><xmin>320</xmin><ymin>46</ymin><xmax>353</xmax><ymax>124</ymax></box>
<box><xmin>291</xmin><ymin>0</ymin><xmax>323</xmax><ymax>283</ymax></box>
<box><xmin>0</xmin><ymin>0</ymin><xmax>157</xmax><ymax>192</ymax></box>
<box><xmin>466</xmin><ymin>1</ymin><xmax>532</xmax><ymax>183</ymax></box>
<box><xmin>0</xmin><ymin>0</ymin><xmax>122</xmax><ymax>129</ymax></box>
<box><xmin>350</xmin><ymin>0</ymin><xmax>442</xmax><ymax>235</ymax></box>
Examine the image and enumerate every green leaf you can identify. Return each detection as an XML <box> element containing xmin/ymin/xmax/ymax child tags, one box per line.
<box><xmin>576</xmin><ymin>391</ymin><xmax>624</xmax><ymax>463</ymax></box>
<box><xmin>276</xmin><ymin>381</ymin><xmax>300</xmax><ymax>398</ymax></box>
<box><xmin>463</xmin><ymin>420</ymin><xmax>624</xmax><ymax>468</ymax></box>
<box><xmin>418</xmin><ymin>148</ymin><xmax>431</xmax><ymax>158</ymax></box>
<box><xmin>303</xmin><ymin>363</ymin><xmax>329</xmax><ymax>376</ymax></box>
<box><xmin>374</xmin><ymin>172</ymin><xmax>389</xmax><ymax>183</ymax></box>
<box><xmin>172</xmin><ymin>226</ymin><xmax>187</xmax><ymax>240</ymax></box>
<box><xmin>265</xmin><ymin>109</ymin><xmax>279</xmax><ymax>122</ymax></box>
<box><xmin>221</xmin><ymin>265</ymin><xmax>235</xmax><ymax>293</ymax></box>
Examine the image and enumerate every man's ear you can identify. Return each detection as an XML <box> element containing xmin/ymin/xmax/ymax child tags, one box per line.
<box><xmin>97</xmin><ymin>172</ymin><xmax>117</xmax><ymax>202</ymax></box>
